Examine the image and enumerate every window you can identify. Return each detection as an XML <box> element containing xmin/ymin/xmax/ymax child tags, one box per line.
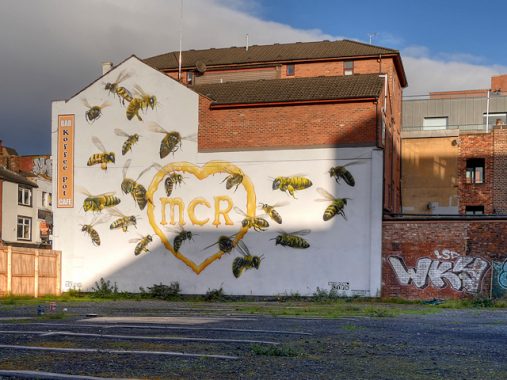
<box><xmin>18</xmin><ymin>186</ymin><xmax>32</xmax><ymax>206</ymax></box>
<box><xmin>465</xmin><ymin>206</ymin><xmax>484</xmax><ymax>215</ymax></box>
<box><xmin>42</xmin><ymin>192</ymin><xmax>52</xmax><ymax>208</ymax></box>
<box><xmin>344</xmin><ymin>61</ymin><xmax>354</xmax><ymax>75</ymax></box>
<box><xmin>483</xmin><ymin>112</ymin><xmax>506</xmax><ymax>129</ymax></box>
<box><xmin>423</xmin><ymin>117</ymin><xmax>448</xmax><ymax>131</ymax></box>
<box><xmin>186</xmin><ymin>71</ymin><xmax>194</xmax><ymax>85</ymax></box>
<box><xmin>466</xmin><ymin>158</ymin><xmax>485</xmax><ymax>184</ymax></box>
<box><xmin>17</xmin><ymin>216</ymin><xmax>31</xmax><ymax>240</ymax></box>
<box><xmin>286</xmin><ymin>64</ymin><xmax>295</xmax><ymax>76</ymax></box>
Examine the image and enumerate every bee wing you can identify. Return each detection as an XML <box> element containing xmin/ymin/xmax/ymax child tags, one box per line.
<box><xmin>316</xmin><ymin>187</ymin><xmax>335</xmax><ymax>201</ymax></box>
<box><xmin>272</xmin><ymin>201</ymin><xmax>290</xmax><ymax>208</ymax></box>
<box><xmin>81</xmin><ymin>98</ymin><xmax>92</xmax><ymax>109</ymax></box>
<box><xmin>289</xmin><ymin>173</ymin><xmax>308</xmax><ymax>177</ymax></box>
<box><xmin>123</xmin><ymin>159</ymin><xmax>132</xmax><ymax>178</ymax></box>
<box><xmin>128</xmin><ymin>238</ymin><xmax>141</xmax><ymax>243</ymax></box>
<box><xmin>94</xmin><ymin>191</ymin><xmax>116</xmax><ymax>198</ymax></box>
<box><xmin>77</xmin><ymin>186</ymin><xmax>92</xmax><ymax>196</ymax></box>
<box><xmin>146</xmin><ymin>121</ymin><xmax>168</xmax><ymax>134</ymax></box>
<box><xmin>133</xmin><ymin>84</ymin><xmax>147</xmax><ymax>97</ymax></box>
<box><xmin>234</xmin><ymin>206</ymin><xmax>248</xmax><ymax>217</ymax></box>
<box><xmin>116</xmin><ymin>70</ymin><xmax>131</xmax><ymax>84</ymax></box>
<box><xmin>107</xmin><ymin>207</ymin><xmax>125</xmax><ymax>218</ymax></box>
<box><xmin>291</xmin><ymin>229</ymin><xmax>311</xmax><ymax>236</ymax></box>
<box><xmin>114</xmin><ymin>128</ymin><xmax>129</xmax><ymax>138</ymax></box>
<box><xmin>99</xmin><ymin>101</ymin><xmax>112</xmax><ymax>109</ymax></box>
<box><xmin>342</xmin><ymin>160</ymin><xmax>362</xmax><ymax>168</ymax></box>
<box><xmin>236</xmin><ymin>240</ymin><xmax>250</xmax><ymax>256</ymax></box>
<box><xmin>202</xmin><ymin>240</ymin><xmax>219</xmax><ymax>251</ymax></box>
<box><xmin>182</xmin><ymin>133</ymin><xmax>197</xmax><ymax>142</ymax></box>
<box><xmin>136</xmin><ymin>163</ymin><xmax>157</xmax><ymax>181</ymax></box>
<box><xmin>92</xmin><ymin>136</ymin><xmax>107</xmax><ymax>153</ymax></box>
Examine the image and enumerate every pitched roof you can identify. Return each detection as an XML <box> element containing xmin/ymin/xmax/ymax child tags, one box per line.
<box><xmin>145</xmin><ymin>40</ymin><xmax>399</xmax><ymax>70</ymax></box>
<box><xmin>191</xmin><ymin>74</ymin><xmax>384</xmax><ymax>105</ymax></box>
<box><xmin>0</xmin><ymin>166</ymin><xmax>38</xmax><ymax>187</ymax></box>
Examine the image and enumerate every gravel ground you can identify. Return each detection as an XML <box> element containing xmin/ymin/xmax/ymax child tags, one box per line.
<box><xmin>0</xmin><ymin>300</ymin><xmax>507</xmax><ymax>379</ymax></box>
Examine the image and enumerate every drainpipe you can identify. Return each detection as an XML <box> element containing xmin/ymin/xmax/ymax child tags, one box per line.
<box><xmin>486</xmin><ymin>89</ymin><xmax>490</xmax><ymax>133</ymax></box>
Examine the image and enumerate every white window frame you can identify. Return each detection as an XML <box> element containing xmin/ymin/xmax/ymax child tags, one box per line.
<box><xmin>17</xmin><ymin>216</ymin><xmax>32</xmax><ymax>241</ymax></box>
<box><xmin>423</xmin><ymin>117</ymin><xmax>448</xmax><ymax>131</ymax></box>
<box><xmin>344</xmin><ymin>61</ymin><xmax>354</xmax><ymax>76</ymax></box>
<box><xmin>18</xmin><ymin>186</ymin><xmax>32</xmax><ymax>207</ymax></box>
<box><xmin>42</xmin><ymin>191</ymin><xmax>52</xmax><ymax>208</ymax></box>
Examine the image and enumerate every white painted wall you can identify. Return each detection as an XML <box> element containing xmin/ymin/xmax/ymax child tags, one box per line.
<box><xmin>52</xmin><ymin>56</ymin><xmax>383</xmax><ymax>296</ymax></box>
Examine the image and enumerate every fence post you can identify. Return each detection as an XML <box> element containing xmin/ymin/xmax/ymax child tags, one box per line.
<box><xmin>7</xmin><ymin>246</ymin><xmax>12</xmax><ymax>295</ymax></box>
<box><xmin>34</xmin><ymin>249</ymin><xmax>39</xmax><ymax>298</ymax></box>
<box><xmin>56</xmin><ymin>251</ymin><xmax>61</xmax><ymax>296</ymax></box>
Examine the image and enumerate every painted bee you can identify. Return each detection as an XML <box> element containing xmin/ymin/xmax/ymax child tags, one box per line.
<box><xmin>104</xmin><ymin>70</ymin><xmax>133</xmax><ymax>105</ymax></box>
<box><xmin>234</xmin><ymin>207</ymin><xmax>269</xmax><ymax>232</ymax></box>
<box><xmin>232</xmin><ymin>241</ymin><xmax>263</xmax><ymax>278</ymax></box>
<box><xmin>203</xmin><ymin>235</ymin><xmax>236</xmax><ymax>254</ymax></box>
<box><xmin>129</xmin><ymin>234</ymin><xmax>153</xmax><ymax>256</ymax></box>
<box><xmin>147</xmin><ymin>122</ymin><xmax>196</xmax><ymax>159</ymax></box>
<box><xmin>108</xmin><ymin>207</ymin><xmax>137</xmax><ymax>232</ymax></box>
<box><xmin>272</xmin><ymin>175</ymin><xmax>312</xmax><ymax>198</ymax></box>
<box><xmin>169</xmin><ymin>226</ymin><xmax>195</xmax><ymax>252</ymax></box>
<box><xmin>316</xmin><ymin>187</ymin><xmax>349</xmax><ymax>221</ymax></box>
<box><xmin>114</xmin><ymin>128</ymin><xmax>140</xmax><ymax>155</ymax></box>
<box><xmin>272</xmin><ymin>229</ymin><xmax>311</xmax><ymax>249</ymax></box>
<box><xmin>82</xmin><ymin>99</ymin><xmax>111</xmax><ymax>124</ymax></box>
<box><xmin>258</xmin><ymin>201</ymin><xmax>289</xmax><ymax>224</ymax></box>
<box><xmin>87</xmin><ymin>136</ymin><xmax>115</xmax><ymax>170</ymax></box>
<box><xmin>328</xmin><ymin>161</ymin><xmax>359</xmax><ymax>187</ymax></box>
<box><xmin>126</xmin><ymin>85</ymin><xmax>157</xmax><ymax>121</ymax></box>
<box><xmin>222</xmin><ymin>173</ymin><xmax>243</xmax><ymax>192</ymax></box>
<box><xmin>80</xmin><ymin>215</ymin><xmax>106</xmax><ymax>246</ymax></box>
<box><xmin>79</xmin><ymin>187</ymin><xmax>121</xmax><ymax>213</ymax></box>
<box><xmin>121</xmin><ymin>159</ymin><xmax>151</xmax><ymax>210</ymax></box>
<box><xmin>151</xmin><ymin>163</ymin><xmax>185</xmax><ymax>197</ymax></box>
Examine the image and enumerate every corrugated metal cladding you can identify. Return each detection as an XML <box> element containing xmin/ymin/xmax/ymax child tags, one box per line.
<box><xmin>194</xmin><ymin>67</ymin><xmax>280</xmax><ymax>85</ymax></box>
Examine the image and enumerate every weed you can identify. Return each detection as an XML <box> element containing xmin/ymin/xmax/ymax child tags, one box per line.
<box><xmin>470</xmin><ymin>297</ymin><xmax>495</xmax><ymax>308</ymax></box>
<box><xmin>91</xmin><ymin>278</ymin><xmax>119</xmax><ymax>298</ymax></box>
<box><xmin>364</xmin><ymin>306</ymin><xmax>397</xmax><ymax>318</ymax></box>
<box><xmin>139</xmin><ymin>282</ymin><xmax>181</xmax><ymax>300</ymax></box>
<box><xmin>204</xmin><ymin>287</ymin><xmax>225</xmax><ymax>301</ymax></box>
<box><xmin>312</xmin><ymin>287</ymin><xmax>340</xmax><ymax>302</ymax></box>
<box><xmin>342</xmin><ymin>324</ymin><xmax>363</xmax><ymax>331</ymax></box>
<box><xmin>251</xmin><ymin>344</ymin><xmax>300</xmax><ymax>357</ymax></box>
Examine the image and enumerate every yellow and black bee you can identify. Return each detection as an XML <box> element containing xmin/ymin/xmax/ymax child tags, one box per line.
<box><xmin>222</xmin><ymin>173</ymin><xmax>243</xmax><ymax>192</ymax></box>
<box><xmin>129</xmin><ymin>234</ymin><xmax>153</xmax><ymax>256</ymax></box>
<box><xmin>108</xmin><ymin>208</ymin><xmax>137</xmax><ymax>232</ymax></box>
<box><xmin>234</xmin><ymin>207</ymin><xmax>269</xmax><ymax>232</ymax></box>
<box><xmin>126</xmin><ymin>85</ymin><xmax>157</xmax><ymax>121</ymax></box>
<box><xmin>328</xmin><ymin>162</ymin><xmax>359</xmax><ymax>187</ymax></box>
<box><xmin>151</xmin><ymin>163</ymin><xmax>185</xmax><ymax>197</ymax></box>
<box><xmin>121</xmin><ymin>160</ymin><xmax>151</xmax><ymax>210</ymax></box>
<box><xmin>104</xmin><ymin>70</ymin><xmax>133</xmax><ymax>105</ymax></box>
<box><xmin>80</xmin><ymin>187</ymin><xmax>121</xmax><ymax>213</ymax></box>
<box><xmin>203</xmin><ymin>235</ymin><xmax>236</xmax><ymax>254</ymax></box>
<box><xmin>82</xmin><ymin>99</ymin><xmax>111</xmax><ymax>124</ymax></box>
<box><xmin>316</xmin><ymin>187</ymin><xmax>349</xmax><ymax>221</ymax></box>
<box><xmin>272</xmin><ymin>175</ymin><xmax>312</xmax><ymax>198</ymax></box>
<box><xmin>258</xmin><ymin>201</ymin><xmax>289</xmax><ymax>224</ymax></box>
<box><xmin>87</xmin><ymin>136</ymin><xmax>115</xmax><ymax>170</ymax></box>
<box><xmin>114</xmin><ymin>128</ymin><xmax>140</xmax><ymax>155</ymax></box>
<box><xmin>232</xmin><ymin>241</ymin><xmax>263</xmax><ymax>278</ymax></box>
<box><xmin>80</xmin><ymin>215</ymin><xmax>106</xmax><ymax>246</ymax></box>
<box><xmin>272</xmin><ymin>229</ymin><xmax>311</xmax><ymax>249</ymax></box>
<box><xmin>147</xmin><ymin>122</ymin><xmax>196</xmax><ymax>159</ymax></box>
<box><xmin>169</xmin><ymin>226</ymin><xmax>195</xmax><ymax>252</ymax></box>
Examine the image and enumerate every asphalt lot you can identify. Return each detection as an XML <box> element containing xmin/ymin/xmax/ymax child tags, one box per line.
<box><xmin>0</xmin><ymin>300</ymin><xmax>507</xmax><ymax>379</ymax></box>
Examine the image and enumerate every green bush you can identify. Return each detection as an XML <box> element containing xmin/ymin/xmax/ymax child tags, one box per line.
<box><xmin>91</xmin><ymin>278</ymin><xmax>119</xmax><ymax>298</ymax></box>
<box><xmin>139</xmin><ymin>282</ymin><xmax>181</xmax><ymax>300</ymax></box>
<box><xmin>204</xmin><ymin>287</ymin><xmax>225</xmax><ymax>301</ymax></box>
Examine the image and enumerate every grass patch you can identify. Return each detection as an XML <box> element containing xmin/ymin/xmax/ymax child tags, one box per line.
<box><xmin>342</xmin><ymin>324</ymin><xmax>364</xmax><ymax>331</ymax></box>
<box><xmin>251</xmin><ymin>344</ymin><xmax>300</xmax><ymax>357</ymax></box>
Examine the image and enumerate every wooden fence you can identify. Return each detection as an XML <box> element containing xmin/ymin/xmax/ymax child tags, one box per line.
<box><xmin>0</xmin><ymin>246</ymin><xmax>61</xmax><ymax>297</ymax></box>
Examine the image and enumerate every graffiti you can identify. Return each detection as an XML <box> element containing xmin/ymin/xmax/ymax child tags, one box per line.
<box><xmin>492</xmin><ymin>260</ymin><xmax>507</xmax><ymax>299</ymax></box>
<box><xmin>328</xmin><ymin>281</ymin><xmax>350</xmax><ymax>291</ymax></box>
<box><xmin>32</xmin><ymin>157</ymin><xmax>52</xmax><ymax>178</ymax></box>
<box><xmin>388</xmin><ymin>256</ymin><xmax>489</xmax><ymax>293</ymax></box>
<box><xmin>433</xmin><ymin>249</ymin><xmax>460</xmax><ymax>260</ymax></box>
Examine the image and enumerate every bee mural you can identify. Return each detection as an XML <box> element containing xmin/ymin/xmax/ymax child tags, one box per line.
<box><xmin>108</xmin><ymin>207</ymin><xmax>137</xmax><ymax>232</ymax></box>
<box><xmin>316</xmin><ymin>187</ymin><xmax>349</xmax><ymax>221</ymax></box>
<box><xmin>328</xmin><ymin>161</ymin><xmax>359</xmax><ymax>187</ymax></box>
<box><xmin>121</xmin><ymin>159</ymin><xmax>151</xmax><ymax>210</ymax></box>
<box><xmin>258</xmin><ymin>201</ymin><xmax>289</xmax><ymax>224</ymax></box>
<box><xmin>169</xmin><ymin>226</ymin><xmax>195</xmax><ymax>252</ymax></box>
<box><xmin>234</xmin><ymin>207</ymin><xmax>269</xmax><ymax>232</ymax></box>
<box><xmin>87</xmin><ymin>136</ymin><xmax>115</xmax><ymax>170</ymax></box>
<box><xmin>232</xmin><ymin>241</ymin><xmax>263</xmax><ymax>278</ymax></box>
<box><xmin>80</xmin><ymin>187</ymin><xmax>121</xmax><ymax>213</ymax></box>
<box><xmin>147</xmin><ymin>122</ymin><xmax>196</xmax><ymax>159</ymax></box>
<box><xmin>126</xmin><ymin>85</ymin><xmax>157</xmax><ymax>121</ymax></box>
<box><xmin>129</xmin><ymin>234</ymin><xmax>153</xmax><ymax>256</ymax></box>
<box><xmin>104</xmin><ymin>70</ymin><xmax>133</xmax><ymax>105</ymax></box>
<box><xmin>152</xmin><ymin>163</ymin><xmax>186</xmax><ymax>197</ymax></box>
<box><xmin>114</xmin><ymin>128</ymin><xmax>140</xmax><ymax>155</ymax></box>
<box><xmin>203</xmin><ymin>235</ymin><xmax>236</xmax><ymax>254</ymax></box>
<box><xmin>272</xmin><ymin>175</ymin><xmax>312</xmax><ymax>198</ymax></box>
<box><xmin>222</xmin><ymin>173</ymin><xmax>243</xmax><ymax>192</ymax></box>
<box><xmin>80</xmin><ymin>215</ymin><xmax>106</xmax><ymax>246</ymax></box>
<box><xmin>82</xmin><ymin>99</ymin><xmax>111</xmax><ymax>124</ymax></box>
<box><xmin>272</xmin><ymin>229</ymin><xmax>311</xmax><ymax>249</ymax></box>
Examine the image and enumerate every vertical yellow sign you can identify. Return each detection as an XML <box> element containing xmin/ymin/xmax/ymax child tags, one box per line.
<box><xmin>57</xmin><ymin>115</ymin><xmax>74</xmax><ymax>208</ymax></box>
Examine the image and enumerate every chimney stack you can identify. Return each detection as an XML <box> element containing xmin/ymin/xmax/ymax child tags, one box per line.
<box><xmin>102</xmin><ymin>62</ymin><xmax>113</xmax><ymax>75</ymax></box>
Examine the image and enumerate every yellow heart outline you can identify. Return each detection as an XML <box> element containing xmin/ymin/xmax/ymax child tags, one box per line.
<box><xmin>146</xmin><ymin>160</ymin><xmax>255</xmax><ymax>274</ymax></box>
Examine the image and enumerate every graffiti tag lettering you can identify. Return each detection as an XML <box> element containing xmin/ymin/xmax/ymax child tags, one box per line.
<box><xmin>433</xmin><ymin>249</ymin><xmax>460</xmax><ymax>260</ymax></box>
<box><xmin>32</xmin><ymin>157</ymin><xmax>52</xmax><ymax>178</ymax></box>
<box><xmin>388</xmin><ymin>256</ymin><xmax>489</xmax><ymax>293</ymax></box>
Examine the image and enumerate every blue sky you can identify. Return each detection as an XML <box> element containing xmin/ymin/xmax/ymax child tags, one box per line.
<box><xmin>0</xmin><ymin>0</ymin><xmax>506</xmax><ymax>155</ymax></box>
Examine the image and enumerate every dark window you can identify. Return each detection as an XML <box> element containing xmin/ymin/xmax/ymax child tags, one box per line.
<box><xmin>17</xmin><ymin>216</ymin><xmax>32</xmax><ymax>240</ymax></box>
<box><xmin>466</xmin><ymin>158</ymin><xmax>485</xmax><ymax>184</ymax></box>
<box><xmin>286</xmin><ymin>64</ymin><xmax>295</xmax><ymax>76</ymax></box>
<box><xmin>465</xmin><ymin>206</ymin><xmax>484</xmax><ymax>215</ymax></box>
<box><xmin>18</xmin><ymin>186</ymin><xmax>32</xmax><ymax>206</ymax></box>
<box><xmin>344</xmin><ymin>61</ymin><xmax>354</xmax><ymax>75</ymax></box>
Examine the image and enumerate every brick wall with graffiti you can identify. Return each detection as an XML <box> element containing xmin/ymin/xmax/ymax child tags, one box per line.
<box><xmin>382</xmin><ymin>219</ymin><xmax>507</xmax><ymax>299</ymax></box>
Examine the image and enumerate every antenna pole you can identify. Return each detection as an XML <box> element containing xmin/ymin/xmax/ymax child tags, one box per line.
<box><xmin>246</xmin><ymin>34</ymin><xmax>249</xmax><ymax>51</ymax></box>
<box><xmin>178</xmin><ymin>0</ymin><xmax>183</xmax><ymax>81</ymax></box>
